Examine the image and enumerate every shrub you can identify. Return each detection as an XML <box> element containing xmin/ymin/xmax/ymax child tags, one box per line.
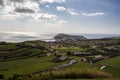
<box><xmin>7</xmin><ymin>74</ymin><xmax>23</xmax><ymax>80</ymax></box>
<box><xmin>0</xmin><ymin>74</ymin><xmax>4</xmax><ymax>79</ymax></box>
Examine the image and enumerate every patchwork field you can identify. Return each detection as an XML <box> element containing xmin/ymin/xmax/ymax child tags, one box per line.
<box><xmin>0</xmin><ymin>37</ymin><xmax>120</xmax><ymax>80</ymax></box>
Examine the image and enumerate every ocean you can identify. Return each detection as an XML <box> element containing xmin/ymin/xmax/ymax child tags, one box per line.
<box><xmin>0</xmin><ymin>32</ymin><xmax>119</xmax><ymax>42</ymax></box>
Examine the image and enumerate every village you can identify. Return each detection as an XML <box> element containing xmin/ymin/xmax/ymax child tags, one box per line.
<box><xmin>46</xmin><ymin>40</ymin><xmax>120</xmax><ymax>72</ymax></box>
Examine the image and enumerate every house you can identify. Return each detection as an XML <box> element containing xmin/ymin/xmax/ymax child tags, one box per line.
<box><xmin>74</xmin><ymin>52</ymin><xmax>92</xmax><ymax>56</ymax></box>
<box><xmin>85</xmin><ymin>55</ymin><xmax>104</xmax><ymax>63</ymax></box>
<box><xmin>68</xmin><ymin>60</ymin><xmax>77</xmax><ymax>65</ymax></box>
<box><xmin>94</xmin><ymin>55</ymin><xmax>103</xmax><ymax>58</ymax></box>
<box><xmin>52</xmin><ymin>60</ymin><xmax>77</xmax><ymax>70</ymax></box>
<box><xmin>51</xmin><ymin>56</ymin><xmax>68</xmax><ymax>62</ymax></box>
<box><xmin>104</xmin><ymin>55</ymin><xmax>110</xmax><ymax>59</ymax></box>
<box><xmin>91</xmin><ymin>45</ymin><xmax>98</xmax><ymax>48</ymax></box>
<box><xmin>92</xmin><ymin>55</ymin><xmax>104</xmax><ymax>63</ymax></box>
<box><xmin>59</xmin><ymin>56</ymin><xmax>66</xmax><ymax>60</ymax></box>
<box><xmin>47</xmin><ymin>53</ymin><xmax>52</xmax><ymax>56</ymax></box>
<box><xmin>80</xmin><ymin>58</ymin><xmax>87</xmax><ymax>62</ymax></box>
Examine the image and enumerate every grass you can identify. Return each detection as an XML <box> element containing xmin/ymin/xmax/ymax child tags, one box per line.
<box><xmin>0</xmin><ymin>47</ymin><xmax>43</xmax><ymax>61</ymax></box>
<box><xmin>29</xmin><ymin>68</ymin><xmax>112</xmax><ymax>80</ymax></box>
<box><xmin>96</xmin><ymin>56</ymin><xmax>120</xmax><ymax>68</ymax></box>
<box><xmin>56</xmin><ymin>47</ymin><xmax>85</xmax><ymax>53</ymax></box>
<box><xmin>63</xmin><ymin>62</ymin><xmax>89</xmax><ymax>69</ymax></box>
<box><xmin>0</xmin><ymin>56</ymin><xmax>68</xmax><ymax>78</ymax></box>
<box><xmin>95</xmin><ymin>56</ymin><xmax>120</xmax><ymax>77</ymax></box>
<box><xmin>0</xmin><ymin>43</ymin><xmax>18</xmax><ymax>51</ymax></box>
<box><xmin>0</xmin><ymin>41</ymin><xmax>50</xmax><ymax>60</ymax></box>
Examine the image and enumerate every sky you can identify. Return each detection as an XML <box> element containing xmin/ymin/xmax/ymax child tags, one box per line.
<box><xmin>0</xmin><ymin>0</ymin><xmax>120</xmax><ymax>35</ymax></box>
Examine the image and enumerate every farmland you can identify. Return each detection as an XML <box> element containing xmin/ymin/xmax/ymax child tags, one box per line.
<box><xmin>0</xmin><ymin>56</ymin><xmax>70</xmax><ymax>78</ymax></box>
<box><xmin>0</xmin><ymin>35</ymin><xmax>120</xmax><ymax>80</ymax></box>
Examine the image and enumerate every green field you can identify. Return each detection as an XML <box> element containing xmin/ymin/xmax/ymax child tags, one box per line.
<box><xmin>63</xmin><ymin>62</ymin><xmax>89</xmax><ymax>69</ymax></box>
<box><xmin>0</xmin><ymin>41</ymin><xmax>51</xmax><ymax>61</ymax></box>
<box><xmin>0</xmin><ymin>56</ymin><xmax>68</xmax><ymax>78</ymax></box>
<box><xmin>29</xmin><ymin>62</ymin><xmax>112</xmax><ymax>80</ymax></box>
<box><xmin>0</xmin><ymin>38</ymin><xmax>120</xmax><ymax>79</ymax></box>
<box><xmin>56</xmin><ymin>47</ymin><xmax>85</xmax><ymax>52</ymax></box>
<box><xmin>96</xmin><ymin>56</ymin><xmax>120</xmax><ymax>77</ymax></box>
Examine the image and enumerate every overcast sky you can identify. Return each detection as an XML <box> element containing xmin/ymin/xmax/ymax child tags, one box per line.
<box><xmin>0</xmin><ymin>0</ymin><xmax>120</xmax><ymax>34</ymax></box>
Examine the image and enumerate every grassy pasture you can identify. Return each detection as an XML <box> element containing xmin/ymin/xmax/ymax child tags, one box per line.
<box><xmin>0</xmin><ymin>56</ymin><xmax>68</xmax><ymax>78</ymax></box>
<box><xmin>95</xmin><ymin>56</ymin><xmax>120</xmax><ymax>77</ymax></box>
<box><xmin>56</xmin><ymin>47</ymin><xmax>85</xmax><ymax>52</ymax></box>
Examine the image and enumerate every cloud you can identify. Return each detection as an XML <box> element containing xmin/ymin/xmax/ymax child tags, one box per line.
<box><xmin>45</xmin><ymin>5</ymin><xmax>50</xmax><ymax>8</ymax></box>
<box><xmin>10</xmin><ymin>0</ymin><xmax>66</xmax><ymax>3</ymax></box>
<box><xmin>11</xmin><ymin>0</ymin><xmax>25</xmax><ymax>3</ymax></box>
<box><xmin>0</xmin><ymin>0</ymin><xmax>66</xmax><ymax>21</ymax></box>
<box><xmin>0</xmin><ymin>0</ymin><xmax>4</xmax><ymax>6</ymax></box>
<box><xmin>56</xmin><ymin>6</ymin><xmax>66</xmax><ymax>11</ymax></box>
<box><xmin>81</xmin><ymin>12</ymin><xmax>105</xmax><ymax>16</ymax></box>
<box><xmin>0</xmin><ymin>0</ymin><xmax>39</xmax><ymax>20</ymax></box>
<box><xmin>57</xmin><ymin>19</ymin><xmax>68</xmax><ymax>24</ymax></box>
<box><xmin>35</xmin><ymin>13</ymin><xmax>57</xmax><ymax>21</ymax></box>
<box><xmin>15</xmin><ymin>8</ymin><xmax>35</xmax><ymax>13</ymax></box>
<box><xmin>40</xmin><ymin>0</ymin><xmax>66</xmax><ymax>3</ymax></box>
<box><xmin>56</xmin><ymin>6</ymin><xmax>79</xmax><ymax>15</ymax></box>
<box><xmin>67</xmin><ymin>8</ymin><xmax>79</xmax><ymax>15</ymax></box>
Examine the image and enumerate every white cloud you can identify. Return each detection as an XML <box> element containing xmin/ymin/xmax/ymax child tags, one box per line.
<box><xmin>56</xmin><ymin>6</ymin><xmax>79</xmax><ymax>16</ymax></box>
<box><xmin>45</xmin><ymin>5</ymin><xmax>50</xmax><ymax>8</ymax></box>
<box><xmin>56</xmin><ymin>6</ymin><xmax>66</xmax><ymax>11</ymax></box>
<box><xmin>0</xmin><ymin>0</ymin><xmax>66</xmax><ymax>21</ymax></box>
<box><xmin>57</xmin><ymin>19</ymin><xmax>68</xmax><ymax>24</ymax></box>
<box><xmin>40</xmin><ymin>0</ymin><xmax>66</xmax><ymax>3</ymax></box>
<box><xmin>0</xmin><ymin>0</ymin><xmax>40</xmax><ymax>20</ymax></box>
<box><xmin>81</xmin><ymin>12</ymin><xmax>105</xmax><ymax>16</ymax></box>
<box><xmin>35</xmin><ymin>13</ymin><xmax>57</xmax><ymax>21</ymax></box>
<box><xmin>67</xmin><ymin>8</ymin><xmax>79</xmax><ymax>15</ymax></box>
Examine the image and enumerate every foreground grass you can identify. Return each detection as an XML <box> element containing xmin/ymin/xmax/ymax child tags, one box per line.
<box><xmin>28</xmin><ymin>68</ymin><xmax>112</xmax><ymax>80</ymax></box>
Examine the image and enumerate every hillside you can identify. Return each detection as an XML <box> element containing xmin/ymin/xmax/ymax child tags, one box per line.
<box><xmin>0</xmin><ymin>40</ymin><xmax>52</xmax><ymax>61</ymax></box>
<box><xmin>0</xmin><ymin>36</ymin><xmax>120</xmax><ymax>80</ymax></box>
<box><xmin>54</xmin><ymin>33</ymin><xmax>87</xmax><ymax>42</ymax></box>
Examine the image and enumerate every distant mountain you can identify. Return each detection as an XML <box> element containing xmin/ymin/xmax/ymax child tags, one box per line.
<box><xmin>54</xmin><ymin>33</ymin><xmax>87</xmax><ymax>42</ymax></box>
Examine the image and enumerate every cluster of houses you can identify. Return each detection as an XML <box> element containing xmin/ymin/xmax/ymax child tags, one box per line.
<box><xmin>74</xmin><ymin>52</ymin><xmax>93</xmax><ymax>56</ymax></box>
<box><xmin>52</xmin><ymin>60</ymin><xmax>77</xmax><ymax>70</ymax></box>
<box><xmin>80</xmin><ymin>55</ymin><xmax>105</xmax><ymax>63</ymax></box>
<box><xmin>51</xmin><ymin>56</ymin><xmax>70</xmax><ymax>62</ymax></box>
<box><xmin>67</xmin><ymin>51</ymin><xmax>94</xmax><ymax>56</ymax></box>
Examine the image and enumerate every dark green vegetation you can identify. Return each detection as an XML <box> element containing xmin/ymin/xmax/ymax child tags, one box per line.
<box><xmin>0</xmin><ymin>34</ymin><xmax>120</xmax><ymax>80</ymax></box>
